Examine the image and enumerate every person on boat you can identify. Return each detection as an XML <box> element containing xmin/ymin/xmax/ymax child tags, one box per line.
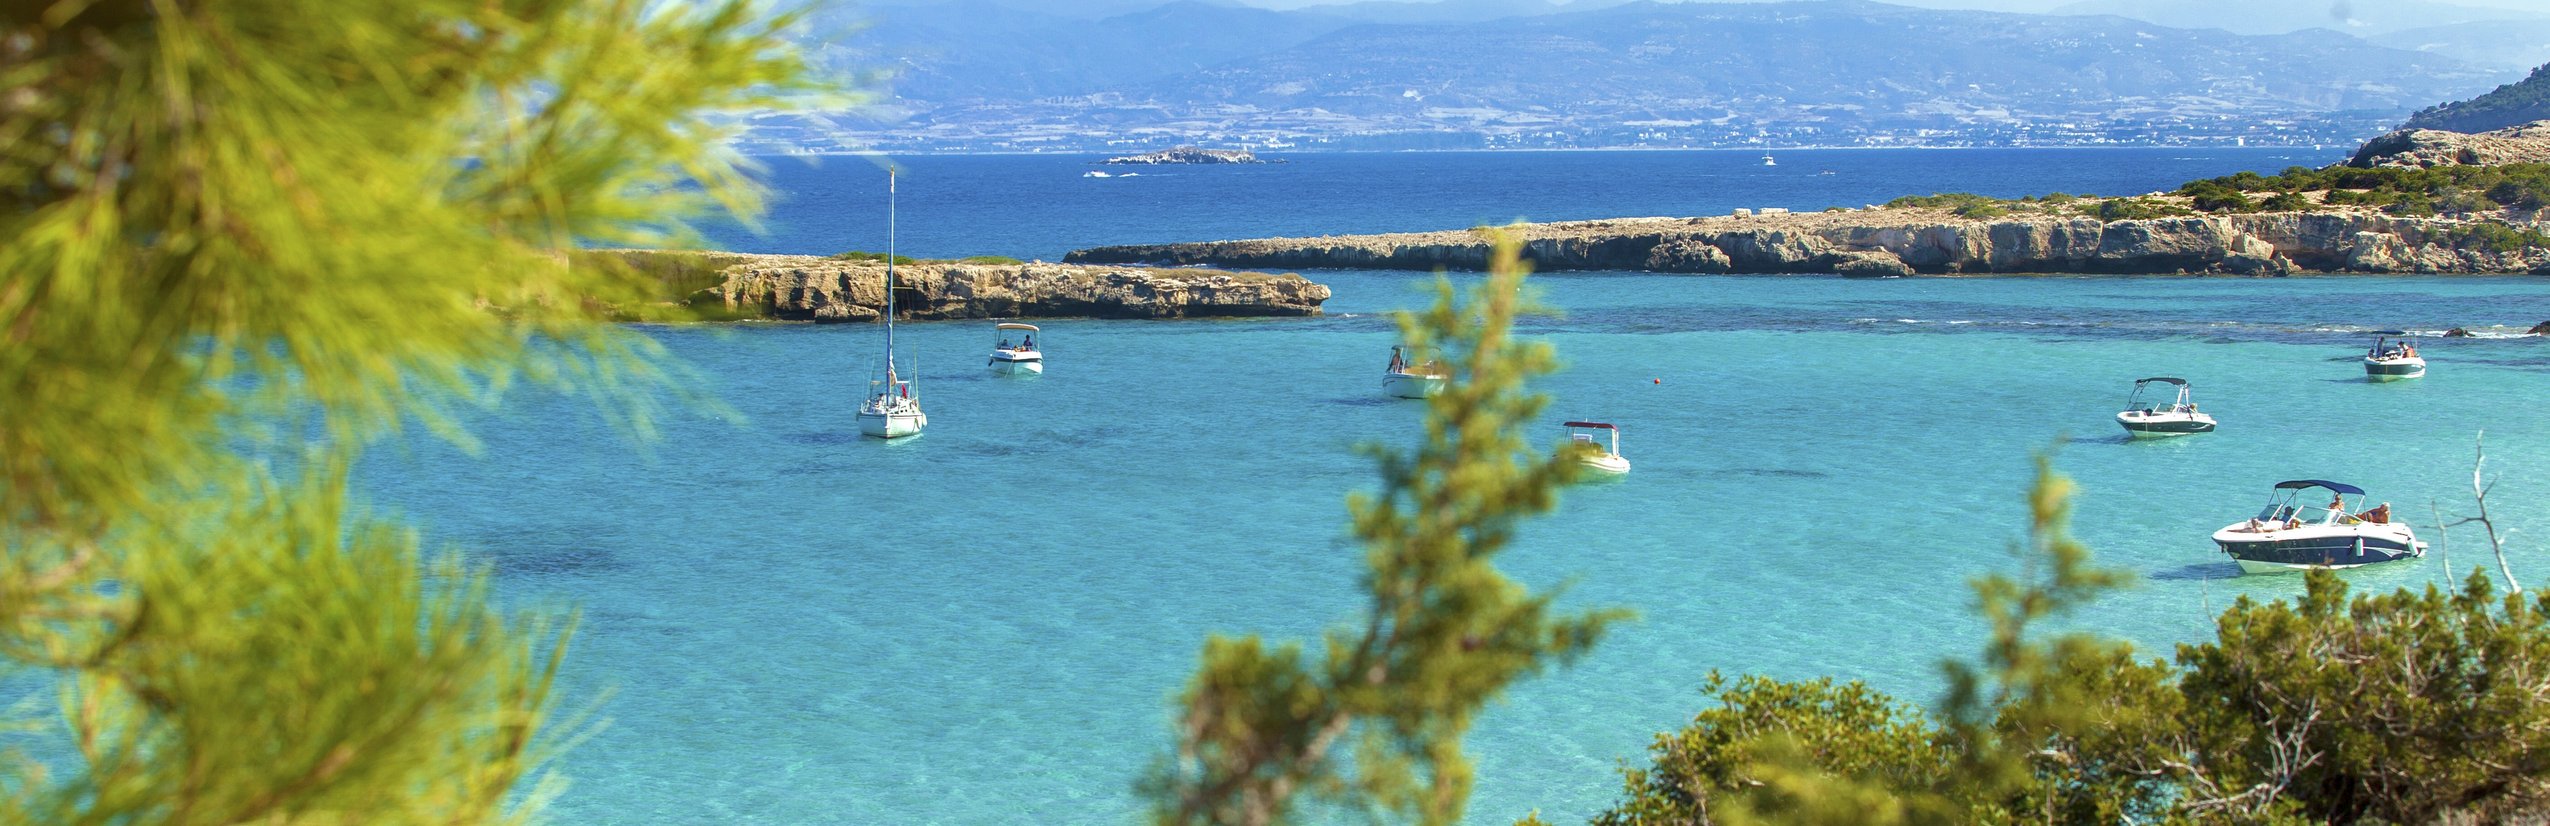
<box><xmin>999</xmin><ymin>337</ymin><xmax>1011</xmax><ymax>349</ymax></box>
<box><xmin>1023</xmin><ymin>334</ymin><xmax>1034</xmax><ymax>350</ymax></box>
<box><xmin>1388</xmin><ymin>348</ymin><xmax>1406</xmax><ymax>373</ymax></box>
<box><xmin>2327</xmin><ymin>492</ymin><xmax>2349</xmax><ymax>520</ymax></box>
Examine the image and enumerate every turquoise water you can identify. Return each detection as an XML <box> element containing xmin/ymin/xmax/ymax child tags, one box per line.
<box><xmin>366</xmin><ymin>270</ymin><xmax>2550</xmax><ymax>823</ymax></box>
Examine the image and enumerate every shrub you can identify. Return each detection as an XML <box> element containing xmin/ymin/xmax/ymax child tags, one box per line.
<box><xmin>830</xmin><ymin>250</ymin><xmax>919</xmax><ymax>265</ymax></box>
<box><xmin>2095</xmin><ymin>197</ymin><xmax>2192</xmax><ymax>221</ymax></box>
<box><xmin>2260</xmin><ymin>191</ymin><xmax>2312</xmax><ymax>212</ymax></box>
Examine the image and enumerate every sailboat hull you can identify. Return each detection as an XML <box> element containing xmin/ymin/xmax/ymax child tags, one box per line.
<box><xmin>857</xmin><ymin>411</ymin><xmax>927</xmax><ymax>439</ymax></box>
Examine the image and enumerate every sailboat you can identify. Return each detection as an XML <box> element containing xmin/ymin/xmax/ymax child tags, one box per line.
<box><xmin>856</xmin><ymin>170</ymin><xmax>927</xmax><ymax>439</ymax></box>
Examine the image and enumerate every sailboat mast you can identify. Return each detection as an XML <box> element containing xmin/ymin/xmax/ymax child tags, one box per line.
<box><xmin>885</xmin><ymin>169</ymin><xmax>898</xmax><ymax>383</ymax></box>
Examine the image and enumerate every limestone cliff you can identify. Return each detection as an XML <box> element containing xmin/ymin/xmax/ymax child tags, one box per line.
<box><xmin>2347</xmin><ymin>120</ymin><xmax>2550</xmax><ymax>168</ymax></box>
<box><xmin>699</xmin><ymin>254</ymin><xmax>1329</xmax><ymax>321</ymax></box>
<box><xmin>1064</xmin><ymin>210</ymin><xmax>2550</xmax><ymax>277</ymax></box>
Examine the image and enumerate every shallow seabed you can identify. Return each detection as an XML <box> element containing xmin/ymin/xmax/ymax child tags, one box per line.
<box><xmin>363</xmin><ymin>270</ymin><xmax>2550</xmax><ymax>824</ymax></box>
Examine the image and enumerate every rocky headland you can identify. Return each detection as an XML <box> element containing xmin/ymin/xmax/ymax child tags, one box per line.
<box><xmin>1066</xmin><ymin>210</ymin><xmax>2550</xmax><ymax>277</ymax></box>
<box><xmin>1070</xmin><ymin>122</ymin><xmax>2550</xmax><ymax>278</ymax></box>
<box><xmin>1102</xmin><ymin>146</ymin><xmax>1270</xmax><ymax>165</ymax></box>
<box><xmin>603</xmin><ymin>251</ymin><xmax>1329</xmax><ymax>321</ymax></box>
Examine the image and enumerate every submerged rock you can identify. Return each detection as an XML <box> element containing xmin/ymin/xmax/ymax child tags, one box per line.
<box><xmin>2531</xmin><ymin>321</ymin><xmax>2550</xmax><ymax>335</ymax></box>
<box><xmin>2445</xmin><ymin>328</ymin><xmax>2475</xmax><ymax>337</ymax></box>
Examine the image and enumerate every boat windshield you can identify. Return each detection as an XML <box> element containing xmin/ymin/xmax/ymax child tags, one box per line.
<box><xmin>2254</xmin><ymin>496</ymin><xmax>2350</xmax><ymax>525</ymax></box>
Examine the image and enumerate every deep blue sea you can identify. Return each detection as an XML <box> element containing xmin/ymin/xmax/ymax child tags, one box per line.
<box><xmin>363</xmin><ymin>149</ymin><xmax>2550</xmax><ymax>824</ymax></box>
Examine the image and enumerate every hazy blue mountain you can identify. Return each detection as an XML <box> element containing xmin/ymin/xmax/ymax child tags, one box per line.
<box><xmin>1292</xmin><ymin>0</ymin><xmax>1633</xmax><ymax>24</ymax></box>
<box><xmin>1150</xmin><ymin>1</ymin><xmax>2490</xmax><ymax>115</ymax></box>
<box><xmin>808</xmin><ymin>0</ymin><xmax>1355</xmax><ymax>102</ymax></box>
<box><xmin>2051</xmin><ymin>0</ymin><xmax>2549</xmax><ymax>37</ymax></box>
<box><xmin>755</xmin><ymin>0</ymin><xmax>2514</xmax><ymax>152</ymax></box>
<box><xmin>2403</xmin><ymin>63</ymin><xmax>2550</xmax><ymax>133</ymax></box>
<box><xmin>2374</xmin><ymin>20</ymin><xmax>2550</xmax><ymax>73</ymax></box>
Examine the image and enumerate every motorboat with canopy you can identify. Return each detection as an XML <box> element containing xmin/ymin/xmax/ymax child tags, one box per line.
<box><xmin>2363</xmin><ymin>331</ymin><xmax>2425</xmax><ymax>381</ymax></box>
<box><xmin>856</xmin><ymin>170</ymin><xmax>927</xmax><ymax>439</ymax></box>
<box><xmin>1563</xmin><ymin>421</ymin><xmax>1631</xmax><ymax>474</ymax></box>
<box><xmin>2211</xmin><ymin>480</ymin><xmax>2423</xmax><ymax>574</ymax></box>
<box><xmin>2115</xmin><ymin>377</ymin><xmax>2215</xmax><ymax>438</ymax></box>
<box><xmin>1382</xmin><ymin>345</ymin><xmax>1446</xmax><ymax>399</ymax></box>
<box><xmin>988</xmin><ymin>322</ymin><xmax>1043</xmax><ymax>375</ymax></box>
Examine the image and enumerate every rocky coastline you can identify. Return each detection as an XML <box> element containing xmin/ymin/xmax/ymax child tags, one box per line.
<box><xmin>1065</xmin><ymin>210</ymin><xmax>2550</xmax><ymax>277</ymax></box>
<box><xmin>651</xmin><ymin>252</ymin><xmax>1329</xmax><ymax>321</ymax></box>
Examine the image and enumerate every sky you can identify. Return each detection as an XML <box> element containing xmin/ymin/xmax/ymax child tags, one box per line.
<box><xmin>1243</xmin><ymin>0</ymin><xmax>2550</xmax><ymax>14</ymax></box>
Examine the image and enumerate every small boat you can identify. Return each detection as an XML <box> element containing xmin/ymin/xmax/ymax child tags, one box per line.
<box><xmin>856</xmin><ymin>171</ymin><xmax>926</xmax><ymax>439</ymax></box>
<box><xmin>1381</xmin><ymin>345</ymin><xmax>1445</xmax><ymax>399</ymax></box>
<box><xmin>1083</xmin><ymin>170</ymin><xmax>1111</xmax><ymax>178</ymax></box>
<box><xmin>2212</xmin><ymin>480</ymin><xmax>2424</xmax><ymax>574</ymax></box>
<box><xmin>988</xmin><ymin>322</ymin><xmax>1043</xmax><ymax>375</ymax></box>
<box><xmin>2115</xmin><ymin>376</ymin><xmax>2215</xmax><ymax>438</ymax></box>
<box><xmin>1760</xmin><ymin>153</ymin><xmax>1777</xmax><ymax>166</ymax></box>
<box><xmin>1564</xmin><ymin>421</ymin><xmax>1631</xmax><ymax>474</ymax></box>
<box><xmin>2363</xmin><ymin>331</ymin><xmax>2425</xmax><ymax>381</ymax></box>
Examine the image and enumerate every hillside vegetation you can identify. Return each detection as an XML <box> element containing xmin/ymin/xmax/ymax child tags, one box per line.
<box><xmin>2405</xmin><ymin>62</ymin><xmax>2550</xmax><ymax>133</ymax></box>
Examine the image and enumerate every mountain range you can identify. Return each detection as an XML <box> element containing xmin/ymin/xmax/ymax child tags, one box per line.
<box><xmin>748</xmin><ymin>0</ymin><xmax>2524</xmax><ymax>153</ymax></box>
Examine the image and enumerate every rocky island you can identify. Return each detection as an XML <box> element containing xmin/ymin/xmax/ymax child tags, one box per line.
<box><xmin>1101</xmin><ymin>146</ymin><xmax>1270</xmax><ymax>165</ymax></box>
<box><xmin>1070</xmin><ymin>123</ymin><xmax>2550</xmax><ymax>277</ymax></box>
<box><xmin>597</xmin><ymin>251</ymin><xmax>1329</xmax><ymax>322</ymax></box>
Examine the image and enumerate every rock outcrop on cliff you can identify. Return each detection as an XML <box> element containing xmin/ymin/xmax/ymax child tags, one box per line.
<box><xmin>1065</xmin><ymin>210</ymin><xmax>2550</xmax><ymax>277</ymax></box>
<box><xmin>701</xmin><ymin>254</ymin><xmax>1328</xmax><ymax>321</ymax></box>
<box><xmin>2347</xmin><ymin>120</ymin><xmax>2550</xmax><ymax>168</ymax></box>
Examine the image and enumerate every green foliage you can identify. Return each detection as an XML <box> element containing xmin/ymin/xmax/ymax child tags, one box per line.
<box><xmin>2405</xmin><ymin>62</ymin><xmax>2550</xmax><ymax>134</ymax></box>
<box><xmin>2258</xmin><ymin>191</ymin><xmax>2311</xmax><ymax>212</ymax></box>
<box><xmin>1884</xmin><ymin>193</ymin><xmax>2012</xmax><ymax>219</ymax></box>
<box><xmin>1147</xmin><ymin>234</ymin><xmax>1624</xmax><ymax>826</ymax></box>
<box><xmin>2177</xmin><ymin>179</ymin><xmax>2258</xmax><ymax>213</ymax></box>
<box><xmin>2438</xmin><ymin>222</ymin><xmax>2550</xmax><ymax>252</ymax></box>
<box><xmin>2093</xmin><ymin>197</ymin><xmax>2193</xmax><ymax>222</ymax></box>
<box><xmin>1588</xmin><ymin>455</ymin><xmax>2550</xmax><ymax>825</ymax></box>
<box><xmin>2181</xmin><ymin>569</ymin><xmax>2550</xmax><ymax>823</ymax></box>
<box><xmin>2</xmin><ymin>0</ymin><xmax>820</xmax><ymax>820</ymax></box>
<box><xmin>830</xmin><ymin>250</ymin><xmax>919</xmax><ymax>265</ymax></box>
<box><xmin>2183</xmin><ymin>162</ymin><xmax>2550</xmax><ymax>218</ymax></box>
<box><xmin>1592</xmin><ymin>674</ymin><xmax>1958</xmax><ymax>826</ymax></box>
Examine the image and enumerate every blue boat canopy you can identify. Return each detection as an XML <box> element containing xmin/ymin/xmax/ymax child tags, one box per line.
<box><xmin>2274</xmin><ymin>479</ymin><xmax>2365</xmax><ymax>495</ymax></box>
<box><xmin>2371</xmin><ymin>330</ymin><xmax>2408</xmax><ymax>336</ymax></box>
<box><xmin>1562</xmin><ymin>421</ymin><xmax>1617</xmax><ymax>430</ymax></box>
<box><xmin>2134</xmin><ymin>376</ymin><xmax>2187</xmax><ymax>386</ymax></box>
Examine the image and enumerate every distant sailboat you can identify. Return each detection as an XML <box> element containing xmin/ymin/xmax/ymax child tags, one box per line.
<box><xmin>856</xmin><ymin>170</ymin><xmax>927</xmax><ymax>439</ymax></box>
<box><xmin>1760</xmin><ymin>153</ymin><xmax>1777</xmax><ymax>166</ymax></box>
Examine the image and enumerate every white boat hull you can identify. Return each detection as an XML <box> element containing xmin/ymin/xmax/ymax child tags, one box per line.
<box><xmin>1382</xmin><ymin>372</ymin><xmax>1444</xmax><ymax>399</ymax></box>
<box><xmin>989</xmin><ymin>352</ymin><xmax>1043</xmax><ymax>375</ymax></box>
<box><xmin>1579</xmin><ymin>454</ymin><xmax>1631</xmax><ymax>474</ymax></box>
<box><xmin>2212</xmin><ymin>521</ymin><xmax>2422</xmax><ymax>574</ymax></box>
<box><xmin>857</xmin><ymin>408</ymin><xmax>927</xmax><ymax>439</ymax></box>
<box><xmin>2116</xmin><ymin>410</ymin><xmax>2216</xmax><ymax>438</ymax></box>
<box><xmin>2365</xmin><ymin>356</ymin><xmax>2425</xmax><ymax>381</ymax></box>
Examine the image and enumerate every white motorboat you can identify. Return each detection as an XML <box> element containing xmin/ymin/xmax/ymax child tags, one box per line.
<box><xmin>2115</xmin><ymin>376</ymin><xmax>2215</xmax><ymax>438</ymax></box>
<box><xmin>1564</xmin><ymin>421</ymin><xmax>1631</xmax><ymax>474</ymax></box>
<box><xmin>988</xmin><ymin>322</ymin><xmax>1043</xmax><ymax>375</ymax></box>
<box><xmin>1381</xmin><ymin>345</ymin><xmax>1445</xmax><ymax>399</ymax></box>
<box><xmin>2211</xmin><ymin>480</ymin><xmax>2424</xmax><ymax>575</ymax></box>
<box><xmin>856</xmin><ymin>170</ymin><xmax>927</xmax><ymax>440</ymax></box>
<box><xmin>2363</xmin><ymin>331</ymin><xmax>2425</xmax><ymax>381</ymax></box>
